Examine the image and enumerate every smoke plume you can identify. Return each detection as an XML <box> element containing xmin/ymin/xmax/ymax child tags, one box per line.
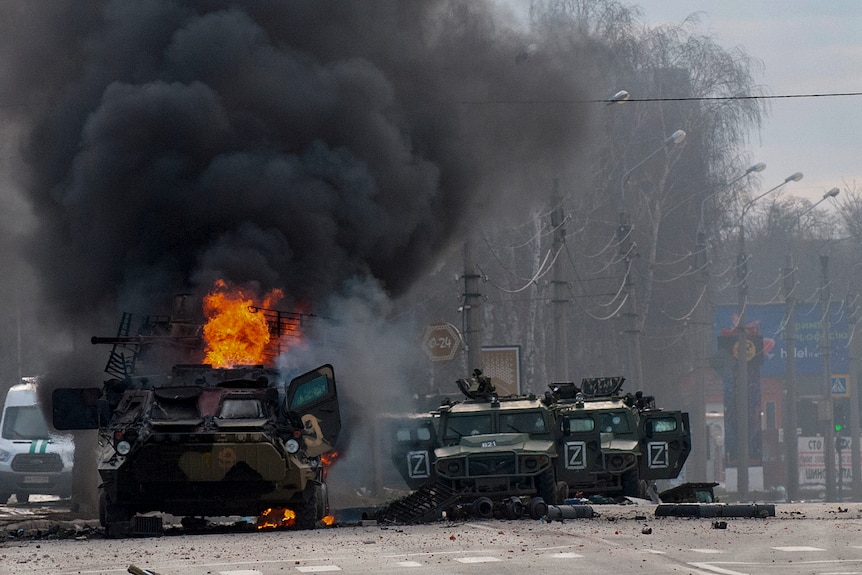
<box><xmin>1</xmin><ymin>0</ymin><xmax>589</xmax><ymax>321</ymax></box>
<box><xmin>2</xmin><ymin>1</ymin><xmax>592</xmax><ymax>509</ymax></box>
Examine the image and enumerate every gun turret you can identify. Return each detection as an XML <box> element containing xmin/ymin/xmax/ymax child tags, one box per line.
<box><xmin>456</xmin><ymin>369</ymin><xmax>496</xmax><ymax>400</ymax></box>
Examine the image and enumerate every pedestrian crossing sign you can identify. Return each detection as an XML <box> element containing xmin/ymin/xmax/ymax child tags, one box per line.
<box><xmin>831</xmin><ymin>374</ymin><xmax>849</xmax><ymax>398</ymax></box>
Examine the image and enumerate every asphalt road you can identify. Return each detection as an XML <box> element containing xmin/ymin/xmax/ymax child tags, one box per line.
<box><xmin>1</xmin><ymin>500</ymin><xmax>861</xmax><ymax>575</ymax></box>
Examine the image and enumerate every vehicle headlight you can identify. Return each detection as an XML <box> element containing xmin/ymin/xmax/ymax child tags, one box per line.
<box><xmin>0</xmin><ymin>448</ymin><xmax>10</xmax><ymax>463</ymax></box>
<box><xmin>115</xmin><ymin>440</ymin><xmax>131</xmax><ymax>456</ymax></box>
<box><xmin>285</xmin><ymin>438</ymin><xmax>300</xmax><ymax>454</ymax></box>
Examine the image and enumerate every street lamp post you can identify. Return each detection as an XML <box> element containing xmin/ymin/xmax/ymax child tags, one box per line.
<box><xmin>820</xmin><ymin>254</ymin><xmax>837</xmax><ymax>501</ymax></box>
<box><xmin>618</xmin><ymin>129</ymin><xmax>686</xmax><ymax>387</ymax></box>
<box><xmin>735</xmin><ymin>171</ymin><xmax>803</xmax><ymax>499</ymax></box>
<box><xmin>783</xmin><ymin>187</ymin><xmax>839</xmax><ymax>502</ymax></box>
<box><xmin>691</xmin><ymin>162</ymin><xmax>765</xmax><ymax>481</ymax></box>
<box><xmin>550</xmin><ymin>90</ymin><xmax>630</xmax><ymax>383</ymax></box>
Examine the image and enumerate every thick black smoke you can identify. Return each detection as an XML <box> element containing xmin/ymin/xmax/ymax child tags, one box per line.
<box><xmin>1</xmin><ymin>0</ymin><xmax>589</xmax><ymax>321</ymax></box>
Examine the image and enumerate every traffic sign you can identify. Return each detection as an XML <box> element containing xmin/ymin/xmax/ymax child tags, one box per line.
<box><xmin>422</xmin><ymin>323</ymin><xmax>462</xmax><ymax>363</ymax></box>
<box><xmin>831</xmin><ymin>374</ymin><xmax>849</xmax><ymax>398</ymax></box>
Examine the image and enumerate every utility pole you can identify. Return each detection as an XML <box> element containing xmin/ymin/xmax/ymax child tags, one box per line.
<box><xmin>848</xmin><ymin>282</ymin><xmax>862</xmax><ymax>500</ymax></box>
<box><xmin>820</xmin><ymin>255</ymin><xmax>836</xmax><ymax>501</ymax></box>
<box><xmin>551</xmin><ymin>180</ymin><xmax>569</xmax><ymax>382</ymax></box>
<box><xmin>783</xmin><ymin>255</ymin><xmax>799</xmax><ymax>501</ymax></box>
<box><xmin>694</xmin><ymin>162</ymin><xmax>765</xmax><ymax>485</ymax></box>
<box><xmin>733</xmin><ymin>171</ymin><xmax>803</xmax><ymax>500</ymax></box>
<box><xmin>618</xmin><ymin>129</ymin><xmax>686</xmax><ymax>387</ymax></box>
<box><xmin>782</xmin><ymin>187</ymin><xmax>835</xmax><ymax>501</ymax></box>
<box><xmin>462</xmin><ymin>240</ymin><xmax>484</xmax><ymax>374</ymax></box>
<box><xmin>736</xmin><ymin>226</ymin><xmax>750</xmax><ymax>499</ymax></box>
<box><xmin>690</xmin><ymin>227</ymin><xmax>709</xmax><ymax>480</ymax></box>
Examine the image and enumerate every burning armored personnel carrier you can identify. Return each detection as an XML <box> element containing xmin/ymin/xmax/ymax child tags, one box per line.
<box><xmin>386</xmin><ymin>371</ymin><xmax>689</xmax><ymax>522</ymax></box>
<box><xmin>53</xmin><ymin>295</ymin><xmax>340</xmax><ymax>537</ymax></box>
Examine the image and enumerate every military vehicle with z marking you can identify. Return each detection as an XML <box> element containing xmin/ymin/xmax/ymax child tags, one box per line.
<box><xmin>52</xmin><ymin>310</ymin><xmax>340</xmax><ymax>537</ymax></box>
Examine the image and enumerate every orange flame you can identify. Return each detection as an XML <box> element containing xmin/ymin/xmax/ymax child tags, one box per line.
<box><xmin>256</xmin><ymin>508</ymin><xmax>335</xmax><ymax>529</ymax></box>
<box><xmin>257</xmin><ymin>507</ymin><xmax>296</xmax><ymax>529</ymax></box>
<box><xmin>202</xmin><ymin>279</ymin><xmax>283</xmax><ymax>368</ymax></box>
<box><xmin>321</xmin><ymin>450</ymin><xmax>340</xmax><ymax>480</ymax></box>
<box><xmin>321</xmin><ymin>450</ymin><xmax>340</xmax><ymax>467</ymax></box>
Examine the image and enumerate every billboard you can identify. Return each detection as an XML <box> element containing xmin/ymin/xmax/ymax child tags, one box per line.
<box><xmin>481</xmin><ymin>346</ymin><xmax>521</xmax><ymax>396</ymax></box>
<box><xmin>714</xmin><ymin>303</ymin><xmax>849</xmax><ymax>376</ymax></box>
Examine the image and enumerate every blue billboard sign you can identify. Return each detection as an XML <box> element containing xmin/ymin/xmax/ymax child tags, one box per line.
<box><xmin>714</xmin><ymin>303</ymin><xmax>849</xmax><ymax>376</ymax></box>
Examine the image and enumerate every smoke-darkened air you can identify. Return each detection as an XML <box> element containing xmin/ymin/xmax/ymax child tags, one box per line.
<box><xmin>1</xmin><ymin>0</ymin><xmax>589</xmax><ymax>320</ymax></box>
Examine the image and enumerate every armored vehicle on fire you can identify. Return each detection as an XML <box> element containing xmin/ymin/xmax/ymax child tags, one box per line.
<box><xmin>387</xmin><ymin>372</ymin><xmax>689</xmax><ymax>522</ymax></box>
<box><xmin>52</xmin><ymin>307</ymin><xmax>340</xmax><ymax>537</ymax></box>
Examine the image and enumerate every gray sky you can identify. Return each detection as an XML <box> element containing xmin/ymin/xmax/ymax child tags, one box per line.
<box><xmin>634</xmin><ymin>0</ymin><xmax>862</xmax><ymax>207</ymax></box>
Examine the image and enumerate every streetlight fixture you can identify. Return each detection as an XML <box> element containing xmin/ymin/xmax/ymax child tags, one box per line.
<box><xmin>735</xmin><ymin>171</ymin><xmax>803</xmax><ymax>499</ymax></box>
<box><xmin>698</xmin><ymin>163</ymin><xmax>767</xmax><ymax>235</ymax></box>
<box><xmin>607</xmin><ymin>90</ymin><xmax>630</xmax><ymax>105</ymax></box>
<box><xmin>617</xmin><ymin>128</ymin><xmax>686</xmax><ymax>388</ymax></box>
<box><xmin>619</xmin><ymin>129</ymin><xmax>686</xmax><ymax>210</ymax></box>
<box><xmin>783</xmin><ymin>186</ymin><xmax>840</xmax><ymax>502</ymax></box>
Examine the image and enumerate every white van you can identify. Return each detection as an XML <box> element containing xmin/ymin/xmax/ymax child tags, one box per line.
<box><xmin>0</xmin><ymin>378</ymin><xmax>74</xmax><ymax>504</ymax></box>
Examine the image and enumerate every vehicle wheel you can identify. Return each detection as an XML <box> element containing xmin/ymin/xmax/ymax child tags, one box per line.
<box><xmin>0</xmin><ymin>492</ymin><xmax>11</xmax><ymax>505</ymax></box>
<box><xmin>554</xmin><ymin>481</ymin><xmax>569</xmax><ymax>505</ymax></box>
<box><xmin>294</xmin><ymin>485</ymin><xmax>319</xmax><ymax>530</ymax></box>
<box><xmin>471</xmin><ymin>496</ymin><xmax>494</xmax><ymax>518</ymax></box>
<box><xmin>100</xmin><ymin>488</ymin><xmax>131</xmax><ymax>537</ymax></box>
<box><xmin>621</xmin><ymin>469</ymin><xmax>645</xmax><ymax>498</ymax></box>
<box><xmin>528</xmin><ymin>496</ymin><xmax>547</xmax><ymax>520</ymax></box>
<box><xmin>15</xmin><ymin>493</ymin><xmax>29</xmax><ymax>503</ymax></box>
<box><xmin>536</xmin><ymin>469</ymin><xmax>556</xmax><ymax>504</ymax></box>
<box><xmin>315</xmin><ymin>483</ymin><xmax>329</xmax><ymax>519</ymax></box>
<box><xmin>98</xmin><ymin>488</ymin><xmax>107</xmax><ymax>527</ymax></box>
<box><xmin>502</xmin><ymin>497</ymin><xmax>524</xmax><ymax>520</ymax></box>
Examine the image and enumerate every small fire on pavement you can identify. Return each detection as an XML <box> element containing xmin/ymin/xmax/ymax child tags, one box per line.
<box><xmin>257</xmin><ymin>507</ymin><xmax>296</xmax><ymax>529</ymax></box>
<box><xmin>255</xmin><ymin>507</ymin><xmax>335</xmax><ymax>529</ymax></box>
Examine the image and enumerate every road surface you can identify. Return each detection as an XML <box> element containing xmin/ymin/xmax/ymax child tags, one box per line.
<box><xmin>1</xmin><ymin>499</ymin><xmax>860</xmax><ymax>575</ymax></box>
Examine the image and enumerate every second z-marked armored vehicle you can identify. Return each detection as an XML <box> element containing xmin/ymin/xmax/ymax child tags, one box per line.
<box><xmin>387</xmin><ymin>371</ymin><xmax>690</xmax><ymax>522</ymax></box>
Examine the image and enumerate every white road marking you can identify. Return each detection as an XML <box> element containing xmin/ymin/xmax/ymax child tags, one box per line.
<box><xmin>219</xmin><ymin>571</ymin><xmax>263</xmax><ymax>575</ymax></box>
<box><xmin>772</xmin><ymin>546</ymin><xmax>825</xmax><ymax>552</ymax></box>
<box><xmin>550</xmin><ymin>552</ymin><xmax>583</xmax><ymax>558</ymax></box>
<box><xmin>296</xmin><ymin>567</ymin><xmax>342</xmax><ymax>573</ymax></box>
<box><xmin>397</xmin><ymin>561</ymin><xmax>424</xmax><ymax>567</ymax></box>
<box><xmin>455</xmin><ymin>556</ymin><xmax>503</xmax><ymax>564</ymax></box>
<box><xmin>643</xmin><ymin>549</ymin><xmax>666</xmax><ymax>554</ymax></box>
<box><xmin>689</xmin><ymin>562</ymin><xmax>757</xmax><ymax>575</ymax></box>
<box><xmin>691</xmin><ymin>548</ymin><xmax>724</xmax><ymax>554</ymax></box>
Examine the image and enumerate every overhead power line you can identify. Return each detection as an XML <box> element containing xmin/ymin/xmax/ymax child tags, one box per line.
<box><xmin>600</xmin><ymin>92</ymin><xmax>862</xmax><ymax>103</ymax></box>
<box><xmin>448</xmin><ymin>91</ymin><xmax>862</xmax><ymax>105</ymax></box>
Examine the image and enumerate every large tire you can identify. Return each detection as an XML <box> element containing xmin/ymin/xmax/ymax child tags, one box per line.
<box><xmin>99</xmin><ymin>486</ymin><xmax>131</xmax><ymax>537</ymax></box>
<box><xmin>315</xmin><ymin>483</ymin><xmax>329</xmax><ymax>520</ymax></box>
<box><xmin>98</xmin><ymin>488</ymin><xmax>107</xmax><ymax>527</ymax></box>
<box><xmin>0</xmin><ymin>492</ymin><xmax>11</xmax><ymax>505</ymax></box>
<box><xmin>621</xmin><ymin>469</ymin><xmax>645</xmax><ymax>498</ymax></box>
<box><xmin>15</xmin><ymin>493</ymin><xmax>30</xmax><ymax>503</ymax></box>
<box><xmin>528</xmin><ymin>496</ymin><xmax>547</xmax><ymax>520</ymax></box>
<box><xmin>554</xmin><ymin>481</ymin><xmax>569</xmax><ymax>505</ymax></box>
<box><xmin>471</xmin><ymin>496</ymin><xmax>494</xmax><ymax>518</ymax></box>
<box><xmin>536</xmin><ymin>469</ymin><xmax>556</xmax><ymax>504</ymax></box>
<box><xmin>294</xmin><ymin>485</ymin><xmax>319</xmax><ymax>530</ymax></box>
<box><xmin>502</xmin><ymin>497</ymin><xmax>524</xmax><ymax>520</ymax></box>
